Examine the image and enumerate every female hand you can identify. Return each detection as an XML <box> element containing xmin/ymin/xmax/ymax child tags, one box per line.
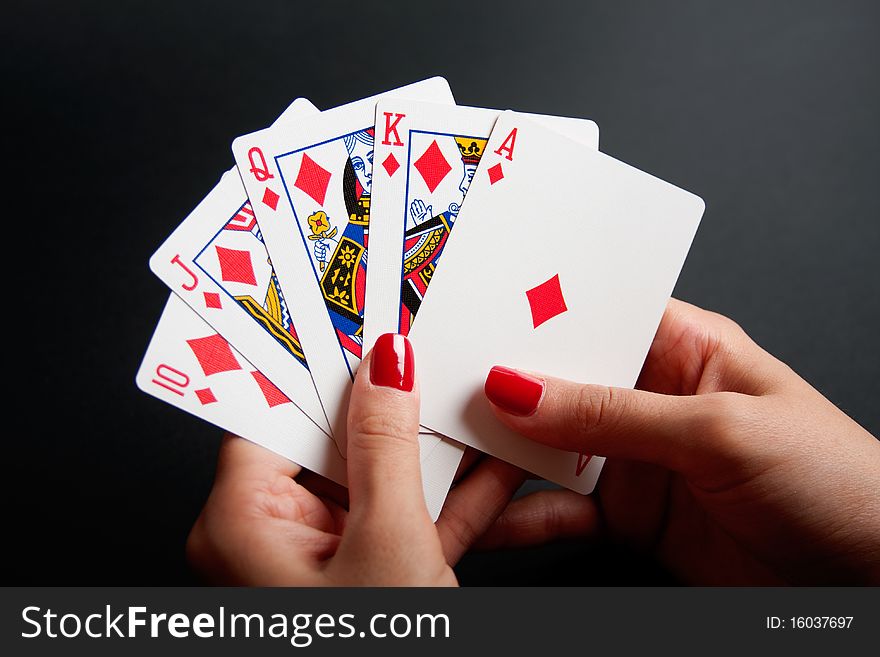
<box><xmin>481</xmin><ymin>299</ymin><xmax>880</xmax><ymax>584</ymax></box>
<box><xmin>187</xmin><ymin>333</ymin><xmax>524</xmax><ymax>585</ymax></box>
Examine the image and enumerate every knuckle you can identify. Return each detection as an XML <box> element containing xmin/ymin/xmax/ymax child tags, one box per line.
<box><xmin>440</xmin><ymin>504</ymin><xmax>481</xmax><ymax>552</ymax></box>
<box><xmin>529</xmin><ymin>493</ymin><xmax>559</xmax><ymax>536</ymax></box>
<box><xmin>572</xmin><ymin>384</ymin><xmax>618</xmax><ymax>435</ymax></box>
<box><xmin>696</xmin><ymin>392</ymin><xmax>751</xmax><ymax>450</ymax></box>
<box><xmin>686</xmin><ymin>393</ymin><xmax>780</xmax><ymax>486</ymax></box>
<box><xmin>350</xmin><ymin>410</ymin><xmax>417</xmax><ymax>451</ymax></box>
<box><xmin>541</xmin><ymin>500</ymin><xmax>567</xmax><ymax>540</ymax></box>
<box><xmin>709</xmin><ymin>314</ymin><xmax>757</xmax><ymax>359</ymax></box>
<box><xmin>710</xmin><ymin>309</ymin><xmax>745</xmax><ymax>335</ymax></box>
<box><xmin>696</xmin><ymin>304</ymin><xmax>747</xmax><ymax>340</ymax></box>
<box><xmin>185</xmin><ymin>516</ymin><xmax>212</xmax><ymax>568</ymax></box>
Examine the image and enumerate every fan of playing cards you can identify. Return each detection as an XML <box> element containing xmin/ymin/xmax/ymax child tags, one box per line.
<box><xmin>137</xmin><ymin>77</ymin><xmax>705</xmax><ymax>519</ymax></box>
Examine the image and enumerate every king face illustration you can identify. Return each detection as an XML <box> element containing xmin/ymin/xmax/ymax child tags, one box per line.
<box><xmin>400</xmin><ymin>135</ymin><xmax>487</xmax><ymax>331</ymax></box>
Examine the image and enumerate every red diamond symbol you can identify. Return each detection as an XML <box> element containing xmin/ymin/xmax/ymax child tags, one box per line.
<box><xmin>414</xmin><ymin>140</ymin><xmax>452</xmax><ymax>193</ymax></box>
<box><xmin>195</xmin><ymin>388</ymin><xmax>217</xmax><ymax>405</ymax></box>
<box><xmin>186</xmin><ymin>334</ymin><xmax>242</xmax><ymax>376</ymax></box>
<box><xmin>215</xmin><ymin>245</ymin><xmax>257</xmax><ymax>286</ymax></box>
<box><xmin>203</xmin><ymin>291</ymin><xmax>222</xmax><ymax>309</ymax></box>
<box><xmin>261</xmin><ymin>187</ymin><xmax>280</xmax><ymax>211</ymax></box>
<box><xmin>251</xmin><ymin>371</ymin><xmax>291</xmax><ymax>408</ymax></box>
<box><xmin>487</xmin><ymin>163</ymin><xmax>504</xmax><ymax>185</ymax></box>
<box><xmin>382</xmin><ymin>152</ymin><xmax>400</xmax><ymax>177</ymax></box>
<box><xmin>294</xmin><ymin>153</ymin><xmax>331</xmax><ymax>205</ymax></box>
<box><xmin>525</xmin><ymin>274</ymin><xmax>568</xmax><ymax>328</ymax></box>
<box><xmin>575</xmin><ymin>453</ymin><xmax>593</xmax><ymax>476</ymax></box>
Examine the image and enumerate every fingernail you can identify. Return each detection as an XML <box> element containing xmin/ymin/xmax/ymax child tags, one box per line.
<box><xmin>370</xmin><ymin>333</ymin><xmax>415</xmax><ymax>392</ymax></box>
<box><xmin>484</xmin><ymin>366</ymin><xmax>545</xmax><ymax>416</ymax></box>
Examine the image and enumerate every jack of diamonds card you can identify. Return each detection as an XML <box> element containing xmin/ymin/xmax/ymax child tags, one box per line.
<box><xmin>151</xmin><ymin>98</ymin><xmax>330</xmax><ymax>438</ymax></box>
<box><xmin>194</xmin><ymin>200</ymin><xmax>304</xmax><ymax>367</ymax></box>
<box><xmin>231</xmin><ymin>78</ymin><xmax>455</xmax><ymax>450</ymax></box>
<box><xmin>363</xmin><ymin>100</ymin><xmax>599</xmax><ymax>352</ymax></box>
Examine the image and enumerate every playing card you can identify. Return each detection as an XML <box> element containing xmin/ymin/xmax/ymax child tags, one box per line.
<box><xmin>137</xmin><ymin>294</ymin><xmax>345</xmax><ymax>483</ymax></box>
<box><xmin>150</xmin><ymin>98</ymin><xmax>329</xmax><ymax>437</ymax></box>
<box><xmin>231</xmin><ymin>78</ymin><xmax>455</xmax><ymax>452</ymax></box>
<box><xmin>137</xmin><ymin>294</ymin><xmax>460</xmax><ymax>520</ymax></box>
<box><xmin>363</xmin><ymin>100</ymin><xmax>600</xmax><ymax>352</ymax></box>
<box><xmin>410</xmin><ymin>112</ymin><xmax>705</xmax><ymax>493</ymax></box>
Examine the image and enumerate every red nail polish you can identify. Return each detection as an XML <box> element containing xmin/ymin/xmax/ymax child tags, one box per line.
<box><xmin>370</xmin><ymin>333</ymin><xmax>415</xmax><ymax>392</ymax></box>
<box><xmin>484</xmin><ymin>366</ymin><xmax>545</xmax><ymax>416</ymax></box>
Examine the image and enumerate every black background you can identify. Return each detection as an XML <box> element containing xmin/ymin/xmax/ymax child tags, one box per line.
<box><xmin>5</xmin><ymin>1</ymin><xmax>878</xmax><ymax>584</ymax></box>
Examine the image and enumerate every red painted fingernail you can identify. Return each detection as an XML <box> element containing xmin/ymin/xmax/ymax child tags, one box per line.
<box><xmin>370</xmin><ymin>333</ymin><xmax>415</xmax><ymax>392</ymax></box>
<box><xmin>484</xmin><ymin>366</ymin><xmax>545</xmax><ymax>416</ymax></box>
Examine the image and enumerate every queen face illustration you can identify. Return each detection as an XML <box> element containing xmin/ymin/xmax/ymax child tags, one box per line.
<box><xmin>345</xmin><ymin>130</ymin><xmax>374</xmax><ymax>195</ymax></box>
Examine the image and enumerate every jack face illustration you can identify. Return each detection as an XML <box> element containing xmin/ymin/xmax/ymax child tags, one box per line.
<box><xmin>194</xmin><ymin>201</ymin><xmax>307</xmax><ymax>367</ymax></box>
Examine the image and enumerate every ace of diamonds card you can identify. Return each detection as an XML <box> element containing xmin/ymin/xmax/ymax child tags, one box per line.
<box><xmin>410</xmin><ymin>112</ymin><xmax>705</xmax><ymax>493</ymax></box>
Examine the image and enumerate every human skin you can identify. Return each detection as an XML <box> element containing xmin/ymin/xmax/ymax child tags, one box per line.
<box><xmin>188</xmin><ymin>301</ymin><xmax>880</xmax><ymax>585</ymax></box>
<box><xmin>186</xmin><ymin>334</ymin><xmax>525</xmax><ymax>585</ymax></box>
<box><xmin>481</xmin><ymin>299</ymin><xmax>880</xmax><ymax>585</ymax></box>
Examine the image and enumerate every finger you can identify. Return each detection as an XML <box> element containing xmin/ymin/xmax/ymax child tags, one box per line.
<box><xmin>296</xmin><ymin>469</ymin><xmax>350</xmax><ymax>510</ymax></box>
<box><xmin>483</xmin><ymin>366</ymin><xmax>737</xmax><ymax>475</ymax></box>
<box><xmin>638</xmin><ymin>297</ymin><xmax>789</xmax><ymax>397</ymax></box>
<box><xmin>214</xmin><ymin>433</ymin><xmax>302</xmax><ymax>485</ymax></box>
<box><xmin>436</xmin><ymin>457</ymin><xmax>527</xmax><ymax>564</ymax></box>
<box><xmin>344</xmin><ymin>334</ymin><xmax>431</xmax><ymax>533</ymax></box>
<box><xmin>187</xmin><ymin>436</ymin><xmax>322</xmax><ymax>584</ymax></box>
<box><xmin>452</xmin><ymin>446</ymin><xmax>482</xmax><ymax>483</ymax></box>
<box><xmin>474</xmin><ymin>489</ymin><xmax>600</xmax><ymax>551</ymax></box>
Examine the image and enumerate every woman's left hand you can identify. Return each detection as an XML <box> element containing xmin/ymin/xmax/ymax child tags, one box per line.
<box><xmin>186</xmin><ymin>333</ymin><xmax>525</xmax><ymax>585</ymax></box>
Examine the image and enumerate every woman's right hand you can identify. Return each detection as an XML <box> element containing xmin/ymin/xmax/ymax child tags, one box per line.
<box><xmin>480</xmin><ymin>299</ymin><xmax>880</xmax><ymax>584</ymax></box>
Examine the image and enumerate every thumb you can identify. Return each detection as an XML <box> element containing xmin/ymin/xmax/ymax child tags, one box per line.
<box><xmin>484</xmin><ymin>365</ymin><xmax>729</xmax><ymax>476</ymax></box>
<box><xmin>345</xmin><ymin>333</ymin><xmax>432</xmax><ymax>531</ymax></box>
